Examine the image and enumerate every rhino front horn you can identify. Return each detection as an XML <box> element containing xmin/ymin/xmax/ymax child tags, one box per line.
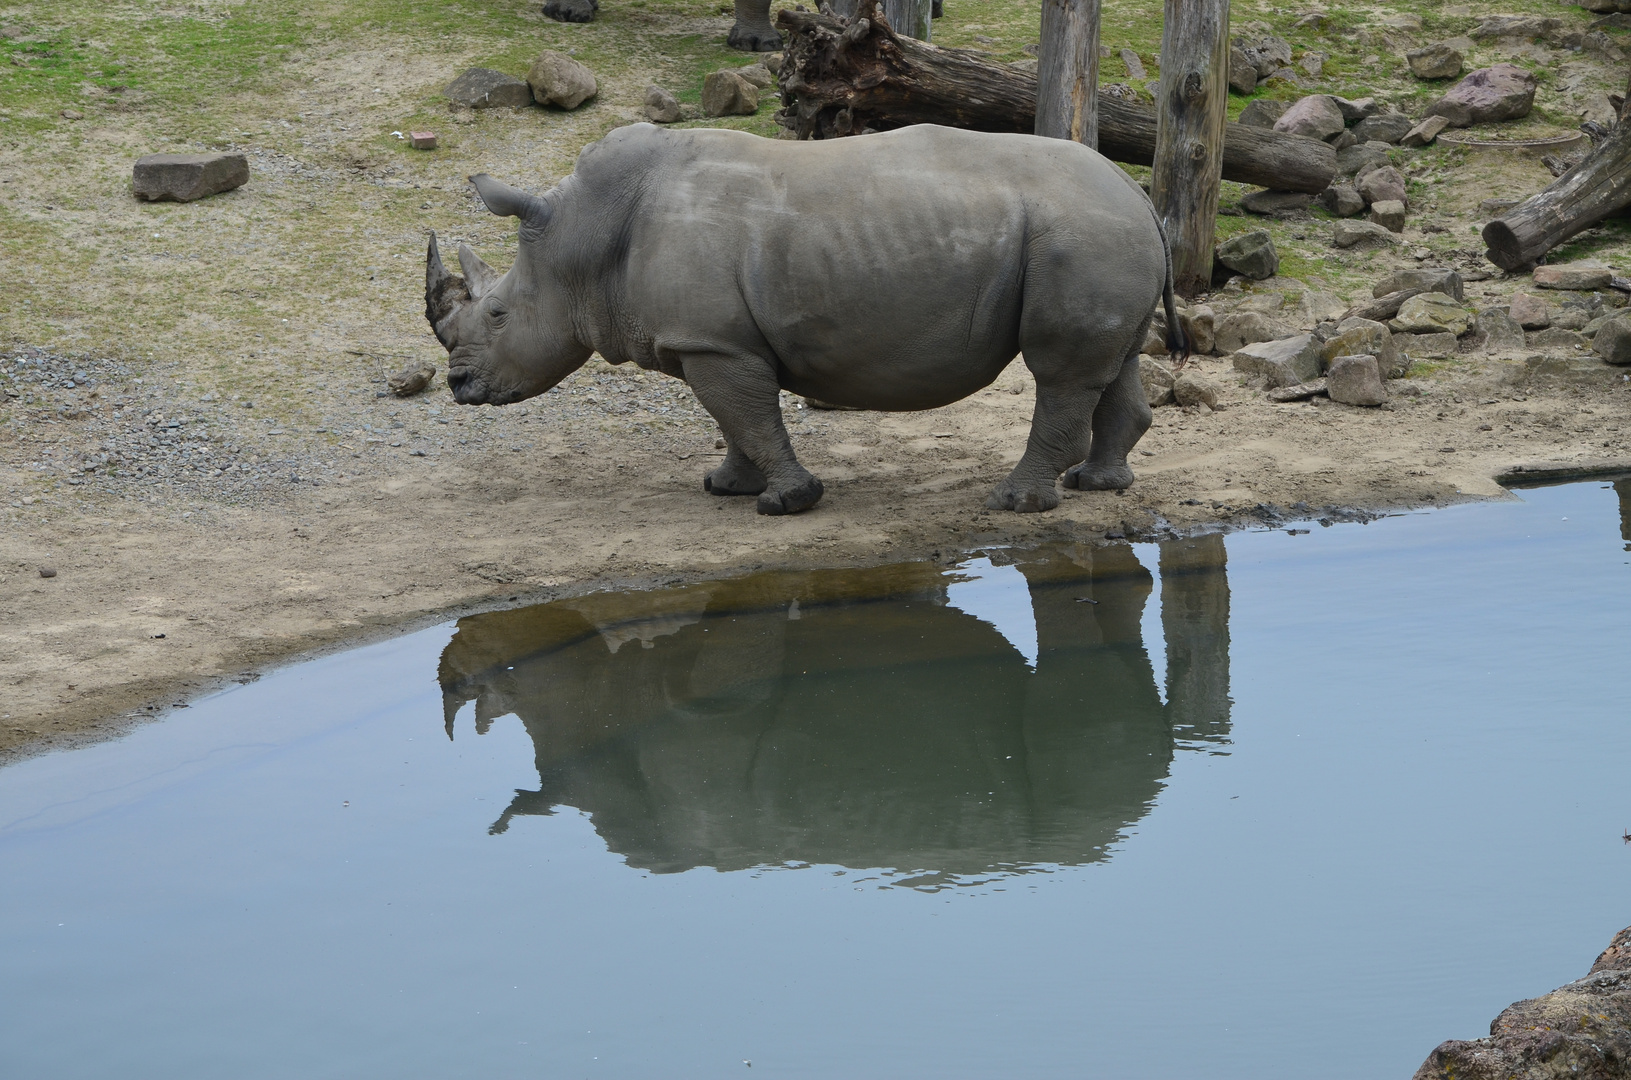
<box><xmin>424</xmin><ymin>231</ymin><xmax>471</xmax><ymax>345</ymax></box>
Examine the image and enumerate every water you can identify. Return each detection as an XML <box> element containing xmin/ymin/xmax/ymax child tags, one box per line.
<box><xmin>4</xmin><ymin>481</ymin><xmax>1631</xmax><ymax>1079</ymax></box>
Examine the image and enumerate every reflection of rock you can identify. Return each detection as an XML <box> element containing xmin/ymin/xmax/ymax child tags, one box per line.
<box><xmin>437</xmin><ymin>544</ymin><xmax>1231</xmax><ymax>879</ymax></box>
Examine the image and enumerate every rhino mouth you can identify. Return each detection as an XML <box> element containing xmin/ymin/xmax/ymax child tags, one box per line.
<box><xmin>447</xmin><ymin>364</ymin><xmax>526</xmax><ymax>406</ymax></box>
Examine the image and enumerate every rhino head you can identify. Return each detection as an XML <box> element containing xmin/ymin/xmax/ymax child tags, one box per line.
<box><xmin>425</xmin><ymin>174</ymin><xmax>592</xmax><ymax>406</ymax></box>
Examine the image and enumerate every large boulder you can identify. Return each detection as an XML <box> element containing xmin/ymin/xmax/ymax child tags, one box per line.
<box><xmin>1273</xmin><ymin>95</ymin><xmax>1346</xmax><ymax>141</ymax></box>
<box><xmin>1534</xmin><ymin>262</ymin><xmax>1615</xmax><ymax>291</ymax></box>
<box><xmin>1470</xmin><ymin>15</ymin><xmax>1562</xmax><ymax>42</ymax></box>
<box><xmin>1235</xmin><ymin>29</ymin><xmax>1292</xmax><ymax>78</ymax></box>
<box><xmin>1357</xmin><ymin>165</ymin><xmax>1408</xmax><ymax>207</ymax></box>
<box><xmin>1331</xmin><ymin>96</ymin><xmax>1378</xmax><ymax>121</ymax></box>
<box><xmin>1400</xmin><ymin>115</ymin><xmax>1452</xmax><ymax>148</ymax></box>
<box><xmin>1594</xmin><ymin>315</ymin><xmax>1631</xmax><ymax>364</ymax></box>
<box><xmin>1476</xmin><ymin>308</ymin><xmax>1528</xmax><ymax>354</ymax></box>
<box><xmin>1352</xmin><ymin>112</ymin><xmax>1413</xmax><ymax>144</ymax></box>
<box><xmin>1407</xmin><ymin>43</ymin><xmax>1465</xmax><ymax>80</ymax></box>
<box><xmin>1332</xmin><ymin>220</ymin><xmax>1402</xmax><ymax>248</ymax></box>
<box><xmin>1374</xmin><ymin>268</ymin><xmax>1464</xmax><ymax>302</ymax></box>
<box><xmin>1509</xmin><ymin>292</ymin><xmax>1552</xmax><ymax>329</ymax></box>
<box><xmin>445</xmin><ymin>67</ymin><xmax>534</xmax><ymax>109</ymax></box>
<box><xmin>1215</xmin><ymin>311</ymin><xmax>1294</xmax><ymax>354</ymax></box>
<box><xmin>1426</xmin><ymin>64</ymin><xmax>1537</xmax><ymax>127</ymax></box>
<box><xmin>1318</xmin><ymin>183</ymin><xmax>1366</xmax><ymax>217</ymax></box>
<box><xmin>1181</xmin><ymin>305</ymin><xmax>1217</xmax><ymax>355</ymax></box>
<box><xmin>1324</xmin><ymin>318</ymin><xmax>1403</xmax><ymax>378</ymax></box>
<box><xmin>1237</xmin><ymin>98</ymin><xmax>1287</xmax><ymax>129</ymax></box>
<box><xmin>702</xmin><ymin>70</ymin><xmax>759</xmax><ymax>116</ymax></box>
<box><xmin>1173</xmin><ymin>371</ymin><xmax>1221</xmax><ymax>408</ymax></box>
<box><xmin>131</xmin><ymin>153</ymin><xmax>248</xmax><ymax>202</ymax></box>
<box><xmin>1368</xmin><ymin>199</ymin><xmax>1406</xmax><ymax>233</ymax></box>
<box><xmin>1215</xmin><ymin>229</ymin><xmax>1280</xmax><ymax>280</ymax></box>
<box><xmin>1228</xmin><ymin>45</ymin><xmax>1258</xmax><ymax>94</ymax></box>
<box><xmin>1391</xmin><ymin>293</ymin><xmax>1471</xmax><ymax>336</ymax></box>
<box><xmin>527</xmin><ymin>51</ymin><xmax>598</xmax><ymax>109</ymax></box>
<box><xmin>1139</xmin><ymin>355</ymin><xmax>1176</xmax><ymax>406</ymax></box>
<box><xmin>1232</xmin><ymin>333</ymin><xmax>1324</xmax><ymax>387</ymax></box>
<box><xmin>1326</xmin><ymin>354</ymin><xmax>1387</xmax><ymax>406</ymax></box>
<box><xmin>1336</xmin><ymin>142</ymin><xmax>1391</xmax><ymax>176</ymax></box>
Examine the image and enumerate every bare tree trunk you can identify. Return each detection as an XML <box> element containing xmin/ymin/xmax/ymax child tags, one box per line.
<box><xmin>1035</xmin><ymin>0</ymin><xmax>1101</xmax><ymax>148</ymax></box>
<box><xmin>1481</xmin><ymin>119</ymin><xmax>1631</xmax><ymax>271</ymax></box>
<box><xmin>1150</xmin><ymin>0</ymin><xmax>1231</xmax><ymax>297</ymax></box>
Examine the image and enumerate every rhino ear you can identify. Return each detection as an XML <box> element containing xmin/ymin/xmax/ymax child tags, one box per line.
<box><xmin>469</xmin><ymin>173</ymin><xmax>552</xmax><ymax>228</ymax></box>
<box><xmin>457</xmin><ymin>244</ymin><xmax>500</xmax><ymax>299</ymax></box>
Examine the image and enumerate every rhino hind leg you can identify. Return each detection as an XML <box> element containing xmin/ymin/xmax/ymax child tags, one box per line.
<box><xmin>682</xmin><ymin>353</ymin><xmax>824</xmax><ymax>515</ymax></box>
<box><xmin>1064</xmin><ymin>348</ymin><xmax>1152</xmax><ymax>492</ymax></box>
<box><xmin>987</xmin><ymin>372</ymin><xmax>1104</xmax><ymax>513</ymax></box>
<box><xmin>727</xmin><ymin>0</ymin><xmax>783</xmax><ymax>51</ymax></box>
<box><xmin>703</xmin><ymin>443</ymin><xmax>768</xmax><ymax>496</ymax></box>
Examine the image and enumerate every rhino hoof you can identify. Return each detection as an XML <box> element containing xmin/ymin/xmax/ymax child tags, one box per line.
<box><xmin>985</xmin><ymin>481</ymin><xmax>1060</xmax><ymax>513</ymax></box>
<box><xmin>1063</xmin><ymin>463</ymin><xmax>1135</xmax><ymax>491</ymax></box>
<box><xmin>727</xmin><ymin>23</ymin><xmax>784</xmax><ymax>52</ymax></box>
<box><xmin>757</xmin><ymin>477</ymin><xmax>824</xmax><ymax>516</ymax></box>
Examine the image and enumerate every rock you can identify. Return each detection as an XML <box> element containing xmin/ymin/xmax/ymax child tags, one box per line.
<box><xmin>1324</xmin><ymin>318</ymin><xmax>1404</xmax><ymax>378</ymax></box>
<box><xmin>1119</xmin><ymin>48</ymin><xmax>1147</xmax><ymax>80</ymax></box>
<box><xmin>1215</xmin><ymin>311</ymin><xmax>1295</xmax><ymax>354</ymax></box>
<box><xmin>61</xmin><ymin>108</ymin><xmax>84</xmax><ymax>120</ymax></box>
<box><xmin>1332</xmin><ymin>220</ymin><xmax>1402</xmax><ymax>248</ymax></box>
<box><xmin>527</xmin><ymin>51</ymin><xmax>597</xmax><ymax>109</ymax></box>
<box><xmin>445</xmin><ymin>68</ymin><xmax>533</xmax><ymax>109</ymax></box>
<box><xmin>1237</xmin><ymin>98</ymin><xmax>1287</xmax><ymax>129</ymax></box>
<box><xmin>1584</xmin><ymin>314</ymin><xmax>1614</xmax><ymax>339</ymax></box>
<box><xmin>1291</xmin><ymin>12</ymin><xmax>1329</xmax><ymax>31</ymax></box>
<box><xmin>1328</xmin><ymin>129</ymin><xmax>1357</xmax><ymax>151</ymax></box>
<box><xmin>1352</xmin><ymin>112</ymin><xmax>1413</xmax><ymax>144</ymax></box>
<box><xmin>1533</xmin><ymin>262</ymin><xmax>1614</xmax><ymax>291</ymax></box>
<box><xmin>38</xmin><ymin>566</ymin><xmax>57</xmax><ymax>579</ymax></box>
<box><xmin>1357</xmin><ymin>165</ymin><xmax>1408</xmax><ymax>208</ymax></box>
<box><xmin>702</xmin><ymin>70</ymin><xmax>759</xmax><ymax>116</ymax></box>
<box><xmin>1510</xmin><ymin>292</ymin><xmax>1551</xmax><ymax>329</ymax></box>
<box><xmin>1400</xmin><ymin>115</ymin><xmax>1451</xmax><ymax>148</ymax></box>
<box><xmin>1552</xmin><ymin>307</ymin><xmax>1590</xmax><ymax>332</ymax></box>
<box><xmin>732</xmin><ymin>63</ymin><xmax>775</xmax><ymax>89</ymax></box>
<box><xmin>1528</xmin><ymin>327</ymin><xmax>1587</xmax><ymax>350</ymax></box>
<box><xmin>1215</xmin><ymin>229</ymin><xmax>1279</xmax><ymax>280</ymax></box>
<box><xmin>1318</xmin><ymin>183</ymin><xmax>1366</xmax><ymax>217</ymax></box>
<box><xmin>1232</xmin><ymin>333</ymin><xmax>1324</xmax><ymax>387</ymax></box>
<box><xmin>1380</xmin><ymin>12</ymin><xmax>1422</xmax><ymax>31</ymax></box>
<box><xmin>1476</xmin><ymin>308</ymin><xmax>1527</xmax><ymax>354</ymax></box>
<box><xmin>1299</xmin><ymin>51</ymin><xmax>1325</xmax><ymax>77</ymax></box>
<box><xmin>1391</xmin><ymin>293</ymin><xmax>1471</xmax><ymax>336</ymax></box>
<box><xmin>388</xmin><ymin>362</ymin><xmax>436</xmax><ymax>397</ymax></box>
<box><xmin>1273</xmin><ymin>95</ymin><xmax>1346</xmax><ymax>141</ymax></box>
<box><xmin>1326</xmin><ymin>354</ymin><xmax>1387</xmax><ymax>405</ymax></box>
<box><xmin>1331</xmin><ymin>96</ymin><xmax>1376</xmax><ymax>121</ymax></box>
<box><xmin>1173</xmin><ymin>371</ymin><xmax>1221</xmax><ymax>408</ymax></box>
<box><xmin>1140</xmin><ymin>356</ymin><xmax>1176</xmax><ymax>406</ymax></box>
<box><xmin>1181</xmin><ymin>305</ymin><xmax>1217</xmax><ymax>355</ymax></box>
<box><xmin>1228</xmin><ymin>46</ymin><xmax>1258</xmax><ymax>94</ymax></box>
<box><xmin>1240</xmin><ymin>189</ymin><xmax>1313</xmax><ymax>216</ymax></box>
<box><xmin>1236</xmin><ymin>30</ymin><xmax>1292</xmax><ymax>78</ymax></box>
<box><xmin>1412</xmin><ymin>923</ymin><xmax>1631</xmax><ymax>1080</ymax></box>
<box><xmin>543</xmin><ymin>0</ymin><xmax>598</xmax><ymax>22</ymax></box>
<box><xmin>762</xmin><ymin>53</ymin><xmax>784</xmax><ymax>76</ymax></box>
<box><xmin>1470</xmin><ymin>15</ymin><xmax>1562</xmax><ymax>42</ymax></box>
<box><xmin>643</xmin><ymin>85</ymin><xmax>682</xmax><ymax>123</ymax></box>
<box><xmin>1594</xmin><ymin>316</ymin><xmax>1631</xmax><ymax>364</ymax></box>
<box><xmin>1426</xmin><ymin>64</ymin><xmax>1537</xmax><ymax>128</ymax></box>
<box><xmin>1345</xmin><ymin>289</ymin><xmax>1428</xmax><ymax>323</ymax></box>
<box><xmin>1374</xmin><ymin>268</ymin><xmax>1464</xmax><ymax>302</ymax></box>
<box><xmin>131</xmin><ymin>153</ymin><xmax>249</xmax><ymax>202</ymax></box>
<box><xmin>1335</xmin><ymin>142</ymin><xmax>1390</xmax><ymax>176</ymax></box>
<box><xmin>1268</xmin><ymin>379</ymin><xmax>1327</xmax><ymax>402</ymax></box>
<box><xmin>1407</xmin><ymin>43</ymin><xmax>1464</xmax><ymax>80</ymax></box>
<box><xmin>408</xmin><ymin>131</ymin><xmax>438</xmax><ymax>150</ymax></box>
<box><xmin>1368</xmin><ymin>199</ymin><xmax>1406</xmax><ymax>233</ymax></box>
<box><xmin>1405</xmin><ymin>331</ymin><xmax>1458</xmax><ymax>359</ymax></box>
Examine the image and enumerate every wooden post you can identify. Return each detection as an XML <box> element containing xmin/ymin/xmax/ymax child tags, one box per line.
<box><xmin>1035</xmin><ymin>0</ymin><xmax>1101</xmax><ymax>148</ymax></box>
<box><xmin>1150</xmin><ymin>0</ymin><xmax>1230</xmax><ymax>297</ymax></box>
<box><xmin>826</xmin><ymin>0</ymin><xmax>930</xmax><ymax>40</ymax></box>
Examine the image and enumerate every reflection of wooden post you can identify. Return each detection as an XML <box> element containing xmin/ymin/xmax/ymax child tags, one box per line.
<box><xmin>1150</xmin><ymin>0</ymin><xmax>1230</xmax><ymax>296</ymax></box>
<box><xmin>1159</xmin><ymin>534</ymin><xmax>1230</xmax><ymax>747</ymax></box>
<box><xmin>1036</xmin><ymin>0</ymin><xmax>1101</xmax><ymax>148</ymax></box>
<box><xmin>1616</xmin><ymin>479</ymin><xmax>1631</xmax><ymax>550</ymax></box>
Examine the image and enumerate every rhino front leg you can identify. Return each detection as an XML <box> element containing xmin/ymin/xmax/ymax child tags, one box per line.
<box><xmin>1064</xmin><ymin>349</ymin><xmax>1152</xmax><ymax>492</ymax></box>
<box><xmin>727</xmin><ymin>0</ymin><xmax>783</xmax><ymax>51</ymax></box>
<box><xmin>987</xmin><ymin>371</ymin><xmax>1102</xmax><ymax>513</ymax></box>
<box><xmin>682</xmin><ymin>353</ymin><xmax>824</xmax><ymax>515</ymax></box>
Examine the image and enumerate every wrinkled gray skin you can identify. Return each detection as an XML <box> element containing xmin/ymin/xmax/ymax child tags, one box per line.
<box><xmin>426</xmin><ymin>123</ymin><xmax>1182</xmax><ymax>515</ymax></box>
<box><xmin>727</xmin><ymin>0</ymin><xmax>782</xmax><ymax>51</ymax></box>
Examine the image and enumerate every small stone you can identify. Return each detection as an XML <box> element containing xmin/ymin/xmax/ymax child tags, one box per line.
<box><xmin>643</xmin><ymin>85</ymin><xmax>682</xmax><ymax>123</ymax></box>
<box><xmin>1181</xmin><ymin>305</ymin><xmax>1216</xmax><ymax>355</ymax></box>
<box><xmin>762</xmin><ymin>53</ymin><xmax>784</xmax><ymax>76</ymax></box>
<box><xmin>527</xmin><ymin>50</ymin><xmax>598</xmax><ymax>109</ymax></box>
<box><xmin>1228</xmin><ymin>46</ymin><xmax>1258</xmax><ymax>94</ymax></box>
<box><xmin>61</xmin><ymin>108</ymin><xmax>84</xmax><ymax>120</ymax></box>
<box><xmin>1326</xmin><ymin>129</ymin><xmax>1356</xmax><ymax>151</ymax></box>
<box><xmin>1324</xmin><ymin>318</ymin><xmax>1404</xmax><ymax>378</ymax></box>
<box><xmin>445</xmin><ymin>68</ymin><xmax>534</xmax><ymax>109</ymax></box>
<box><xmin>1426</xmin><ymin>64</ymin><xmax>1537</xmax><ymax>128</ymax></box>
<box><xmin>542</xmin><ymin>0</ymin><xmax>598</xmax><ymax>22</ymax></box>
<box><xmin>1405</xmin><ymin>331</ymin><xmax>1458</xmax><ymax>359</ymax></box>
<box><xmin>1593</xmin><ymin>315</ymin><xmax>1631</xmax><ymax>364</ymax></box>
<box><xmin>1173</xmin><ymin>371</ymin><xmax>1221</xmax><ymax>408</ymax></box>
<box><xmin>1529</xmin><ymin>327</ymin><xmax>1588</xmax><ymax>350</ymax></box>
<box><xmin>1470</xmin><ymin>15</ymin><xmax>1561</xmax><ymax>43</ymax></box>
<box><xmin>132</xmin><ymin>153</ymin><xmax>249</xmax><ymax>202</ymax></box>
<box><xmin>1326</xmin><ymin>354</ymin><xmax>1387</xmax><ymax>405</ymax></box>
<box><xmin>1391</xmin><ymin>293</ymin><xmax>1471</xmax><ymax>336</ymax></box>
<box><xmin>1400</xmin><ymin>115</ymin><xmax>1451</xmax><ymax>149</ymax></box>
<box><xmin>1237</xmin><ymin>99</ymin><xmax>1287</xmax><ymax>129</ymax></box>
<box><xmin>1351</xmin><ymin>112</ymin><xmax>1412</xmax><ymax>144</ymax></box>
<box><xmin>1533</xmin><ymin>262</ymin><xmax>1614</xmax><ymax>291</ymax></box>
<box><xmin>1331</xmin><ymin>220</ymin><xmax>1402</xmax><ymax>248</ymax></box>
<box><xmin>1273</xmin><ymin>95</ymin><xmax>1346</xmax><ymax>141</ymax></box>
<box><xmin>1509</xmin><ymin>292</ymin><xmax>1552</xmax><ymax>329</ymax></box>
<box><xmin>39</xmin><ymin>566</ymin><xmax>57</xmax><ymax>578</ymax></box>
<box><xmin>1214</xmin><ymin>311</ymin><xmax>1295</xmax><ymax>354</ymax></box>
<box><xmin>1476</xmin><ymin>308</ymin><xmax>1527</xmax><ymax>354</ymax></box>
<box><xmin>702</xmin><ymin>70</ymin><xmax>759</xmax><ymax>117</ymax></box>
<box><xmin>408</xmin><ymin>131</ymin><xmax>437</xmax><ymax>150</ymax></box>
<box><xmin>1215</xmin><ymin>229</ymin><xmax>1279</xmax><ymax>279</ymax></box>
<box><xmin>1268</xmin><ymin>379</ymin><xmax>1327</xmax><ymax>402</ymax></box>
<box><xmin>1139</xmin><ymin>355</ymin><xmax>1176</xmax><ymax>407</ymax></box>
<box><xmin>388</xmin><ymin>362</ymin><xmax>436</xmax><ymax>397</ymax></box>
<box><xmin>1299</xmin><ymin>51</ymin><xmax>1325</xmax><ymax>77</ymax></box>
<box><xmin>1232</xmin><ymin>333</ymin><xmax>1324</xmax><ymax>387</ymax></box>
<box><xmin>733</xmin><ymin>63</ymin><xmax>775</xmax><ymax>89</ymax></box>
<box><xmin>1379</xmin><ymin>12</ymin><xmax>1421</xmax><ymax>31</ymax></box>
<box><xmin>1318</xmin><ymin>183</ymin><xmax>1366</xmax><ymax>217</ymax></box>
<box><xmin>1120</xmin><ymin>48</ymin><xmax>1147</xmax><ymax>80</ymax></box>
<box><xmin>1368</xmin><ymin>199</ymin><xmax>1406</xmax><ymax>233</ymax></box>
<box><xmin>1235</xmin><ymin>29</ymin><xmax>1292</xmax><ymax>78</ymax></box>
<box><xmin>1357</xmin><ymin>165</ymin><xmax>1407</xmax><ymax>208</ymax></box>
<box><xmin>1407</xmin><ymin>43</ymin><xmax>1464</xmax><ymax>80</ymax></box>
<box><xmin>1374</xmin><ymin>268</ymin><xmax>1463</xmax><ymax>302</ymax></box>
<box><xmin>1240</xmin><ymin>189</ymin><xmax>1312</xmax><ymax>216</ymax></box>
<box><xmin>1330</xmin><ymin>96</ymin><xmax>1378</xmax><ymax>121</ymax></box>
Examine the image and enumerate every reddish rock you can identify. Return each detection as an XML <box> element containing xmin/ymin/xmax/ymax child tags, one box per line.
<box><xmin>408</xmin><ymin>131</ymin><xmax>437</xmax><ymax>150</ymax></box>
<box><xmin>1425</xmin><ymin>64</ymin><xmax>1537</xmax><ymax>127</ymax></box>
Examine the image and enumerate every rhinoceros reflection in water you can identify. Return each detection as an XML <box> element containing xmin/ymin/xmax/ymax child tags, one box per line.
<box><xmin>436</xmin><ymin>539</ymin><xmax>1230</xmax><ymax>880</ymax></box>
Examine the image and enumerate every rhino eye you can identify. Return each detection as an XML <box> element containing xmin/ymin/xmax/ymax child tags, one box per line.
<box><xmin>484</xmin><ymin>298</ymin><xmax>508</xmax><ymax>323</ymax></box>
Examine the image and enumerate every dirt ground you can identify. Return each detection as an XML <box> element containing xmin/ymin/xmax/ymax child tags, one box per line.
<box><xmin>3</xmin><ymin>0</ymin><xmax>1630</xmax><ymax>762</ymax></box>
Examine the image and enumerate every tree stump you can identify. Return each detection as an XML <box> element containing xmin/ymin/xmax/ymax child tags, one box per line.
<box><xmin>1481</xmin><ymin>118</ymin><xmax>1631</xmax><ymax>270</ymax></box>
<box><xmin>1151</xmin><ymin>0</ymin><xmax>1231</xmax><ymax>296</ymax></box>
<box><xmin>1036</xmin><ymin>0</ymin><xmax>1102</xmax><ymax>148</ymax></box>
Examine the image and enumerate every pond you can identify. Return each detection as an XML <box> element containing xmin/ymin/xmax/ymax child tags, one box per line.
<box><xmin>3</xmin><ymin>481</ymin><xmax>1631</xmax><ymax>1079</ymax></box>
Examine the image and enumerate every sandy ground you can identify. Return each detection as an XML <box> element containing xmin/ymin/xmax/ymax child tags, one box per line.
<box><xmin>3</xmin><ymin>2</ymin><xmax>1631</xmax><ymax>762</ymax></box>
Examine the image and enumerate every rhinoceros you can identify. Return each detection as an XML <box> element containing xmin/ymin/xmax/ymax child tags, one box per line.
<box><xmin>424</xmin><ymin>122</ymin><xmax>1185</xmax><ymax>515</ymax></box>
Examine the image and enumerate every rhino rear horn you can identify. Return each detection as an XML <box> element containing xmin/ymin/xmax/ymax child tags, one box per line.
<box><xmin>457</xmin><ymin>244</ymin><xmax>500</xmax><ymax>299</ymax></box>
<box><xmin>470</xmin><ymin>173</ymin><xmax>552</xmax><ymax>231</ymax></box>
<box><xmin>424</xmin><ymin>231</ymin><xmax>471</xmax><ymax>344</ymax></box>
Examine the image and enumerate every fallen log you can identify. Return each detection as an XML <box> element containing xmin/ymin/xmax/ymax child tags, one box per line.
<box><xmin>1481</xmin><ymin>117</ymin><xmax>1631</xmax><ymax>270</ymax></box>
<box><xmin>774</xmin><ymin>3</ymin><xmax>1336</xmax><ymax>194</ymax></box>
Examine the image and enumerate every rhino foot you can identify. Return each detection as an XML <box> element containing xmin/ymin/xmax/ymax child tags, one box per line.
<box><xmin>704</xmin><ymin>457</ymin><xmax>768</xmax><ymax>496</ymax></box>
<box><xmin>1063</xmin><ymin>462</ymin><xmax>1136</xmax><ymax>491</ymax></box>
<box><xmin>985</xmin><ymin>479</ymin><xmax>1060</xmax><ymax>513</ymax></box>
<box><xmin>757</xmin><ymin>477</ymin><xmax>824</xmax><ymax>516</ymax></box>
<box><xmin>727</xmin><ymin>21</ymin><xmax>784</xmax><ymax>51</ymax></box>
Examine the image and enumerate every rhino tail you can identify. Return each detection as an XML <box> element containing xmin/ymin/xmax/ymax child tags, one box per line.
<box><xmin>1156</xmin><ymin>214</ymin><xmax>1190</xmax><ymax>369</ymax></box>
